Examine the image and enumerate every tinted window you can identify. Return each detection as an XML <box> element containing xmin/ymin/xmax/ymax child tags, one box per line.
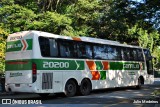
<box><xmin>39</xmin><ymin>36</ymin><xmax>143</xmax><ymax>62</ymax></box>
<box><xmin>93</xmin><ymin>44</ymin><xmax>121</xmax><ymax>60</ymax></box>
<box><xmin>137</xmin><ymin>49</ymin><xmax>144</xmax><ymax>61</ymax></box>
<box><xmin>59</xmin><ymin>40</ymin><xmax>77</xmax><ymax>58</ymax></box>
<box><xmin>107</xmin><ymin>45</ymin><xmax>121</xmax><ymax>60</ymax></box>
<box><xmin>132</xmin><ymin>49</ymin><xmax>138</xmax><ymax>61</ymax></box>
<box><xmin>94</xmin><ymin>45</ymin><xmax>107</xmax><ymax>59</ymax></box>
<box><xmin>122</xmin><ymin>48</ymin><xmax>129</xmax><ymax>60</ymax></box>
<box><xmin>77</xmin><ymin>42</ymin><xmax>93</xmax><ymax>59</ymax></box>
<box><xmin>122</xmin><ymin>48</ymin><xmax>143</xmax><ymax>61</ymax></box>
<box><xmin>50</xmin><ymin>39</ymin><xmax>58</xmax><ymax>57</ymax></box>
<box><xmin>39</xmin><ymin>37</ymin><xmax>50</xmax><ymax>57</ymax></box>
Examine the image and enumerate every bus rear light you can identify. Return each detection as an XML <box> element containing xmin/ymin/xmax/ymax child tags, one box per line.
<box><xmin>32</xmin><ymin>63</ymin><xmax>37</xmax><ymax>83</ymax></box>
<box><xmin>32</xmin><ymin>63</ymin><xmax>37</xmax><ymax>75</ymax></box>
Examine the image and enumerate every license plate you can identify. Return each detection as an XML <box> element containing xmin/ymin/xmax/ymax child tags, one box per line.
<box><xmin>15</xmin><ymin>84</ymin><xmax>20</xmax><ymax>87</ymax></box>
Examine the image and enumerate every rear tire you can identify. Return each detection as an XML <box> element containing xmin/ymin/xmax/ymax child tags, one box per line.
<box><xmin>65</xmin><ymin>80</ymin><xmax>77</xmax><ymax>97</ymax></box>
<box><xmin>79</xmin><ymin>79</ymin><xmax>92</xmax><ymax>96</ymax></box>
<box><xmin>136</xmin><ymin>78</ymin><xmax>142</xmax><ymax>89</ymax></box>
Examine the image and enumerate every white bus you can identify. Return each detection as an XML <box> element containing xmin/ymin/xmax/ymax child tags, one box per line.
<box><xmin>5</xmin><ymin>31</ymin><xmax>154</xmax><ymax>97</ymax></box>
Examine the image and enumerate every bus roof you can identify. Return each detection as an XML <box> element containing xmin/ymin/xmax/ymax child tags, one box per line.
<box><xmin>8</xmin><ymin>30</ymin><xmax>142</xmax><ymax>49</ymax></box>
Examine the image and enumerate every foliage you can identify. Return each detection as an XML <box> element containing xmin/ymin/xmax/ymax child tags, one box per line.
<box><xmin>0</xmin><ymin>28</ymin><xmax>8</xmax><ymax>73</ymax></box>
<box><xmin>0</xmin><ymin>4</ymin><xmax>36</xmax><ymax>33</ymax></box>
<box><xmin>28</xmin><ymin>11</ymin><xmax>73</xmax><ymax>35</ymax></box>
<box><xmin>152</xmin><ymin>89</ymin><xmax>160</xmax><ymax>97</ymax></box>
<box><xmin>152</xmin><ymin>47</ymin><xmax>160</xmax><ymax>69</ymax></box>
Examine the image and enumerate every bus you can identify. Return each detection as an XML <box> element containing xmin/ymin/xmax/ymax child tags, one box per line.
<box><xmin>5</xmin><ymin>31</ymin><xmax>154</xmax><ymax>97</ymax></box>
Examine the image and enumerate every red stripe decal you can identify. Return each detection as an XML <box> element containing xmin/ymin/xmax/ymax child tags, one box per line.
<box><xmin>7</xmin><ymin>61</ymin><xmax>28</xmax><ymax>64</ymax></box>
<box><xmin>86</xmin><ymin>61</ymin><xmax>100</xmax><ymax>80</ymax></box>
<box><xmin>22</xmin><ymin>40</ymin><xmax>27</xmax><ymax>50</ymax></box>
<box><xmin>86</xmin><ymin>61</ymin><xmax>96</xmax><ymax>70</ymax></box>
<box><xmin>102</xmin><ymin>61</ymin><xmax>109</xmax><ymax>70</ymax></box>
<box><xmin>91</xmin><ymin>71</ymin><xmax>100</xmax><ymax>80</ymax></box>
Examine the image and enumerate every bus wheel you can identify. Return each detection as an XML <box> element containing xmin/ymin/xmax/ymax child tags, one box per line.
<box><xmin>136</xmin><ymin>78</ymin><xmax>142</xmax><ymax>89</ymax></box>
<box><xmin>38</xmin><ymin>93</ymin><xmax>49</xmax><ymax>97</ymax></box>
<box><xmin>65</xmin><ymin>80</ymin><xmax>77</xmax><ymax>97</ymax></box>
<box><xmin>79</xmin><ymin>79</ymin><xmax>92</xmax><ymax>96</ymax></box>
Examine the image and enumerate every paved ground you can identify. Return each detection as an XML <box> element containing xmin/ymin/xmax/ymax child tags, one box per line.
<box><xmin>0</xmin><ymin>78</ymin><xmax>160</xmax><ymax>107</ymax></box>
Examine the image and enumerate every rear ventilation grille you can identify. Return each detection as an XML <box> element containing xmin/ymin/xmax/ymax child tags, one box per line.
<box><xmin>42</xmin><ymin>73</ymin><xmax>53</xmax><ymax>90</ymax></box>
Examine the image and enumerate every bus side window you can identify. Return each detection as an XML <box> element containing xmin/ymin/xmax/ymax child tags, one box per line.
<box><xmin>77</xmin><ymin>42</ymin><xmax>87</xmax><ymax>58</ymax></box>
<box><xmin>39</xmin><ymin>37</ymin><xmax>50</xmax><ymax>57</ymax></box>
<box><xmin>107</xmin><ymin>45</ymin><xmax>120</xmax><ymax>60</ymax></box>
<box><xmin>122</xmin><ymin>48</ymin><xmax>135</xmax><ymax>61</ymax></box>
<box><xmin>49</xmin><ymin>39</ymin><xmax>58</xmax><ymax>57</ymax></box>
<box><xmin>76</xmin><ymin>42</ymin><xmax>93</xmax><ymax>59</ymax></box>
<box><xmin>122</xmin><ymin>48</ymin><xmax>129</xmax><ymax>61</ymax></box>
<box><xmin>129</xmin><ymin>48</ymin><xmax>134</xmax><ymax>60</ymax></box>
<box><xmin>132</xmin><ymin>49</ymin><xmax>138</xmax><ymax>61</ymax></box>
<box><xmin>137</xmin><ymin>49</ymin><xmax>144</xmax><ymax>61</ymax></box>
<box><xmin>59</xmin><ymin>40</ymin><xmax>77</xmax><ymax>58</ymax></box>
<box><xmin>85</xmin><ymin>44</ymin><xmax>93</xmax><ymax>59</ymax></box>
<box><xmin>116</xmin><ymin>46</ymin><xmax>122</xmax><ymax>60</ymax></box>
<box><xmin>93</xmin><ymin>44</ymin><xmax>110</xmax><ymax>59</ymax></box>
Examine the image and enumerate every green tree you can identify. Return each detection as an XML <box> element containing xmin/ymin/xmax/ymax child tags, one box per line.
<box><xmin>152</xmin><ymin>47</ymin><xmax>160</xmax><ymax>69</ymax></box>
<box><xmin>28</xmin><ymin>11</ymin><xmax>73</xmax><ymax>36</ymax></box>
<box><xmin>0</xmin><ymin>5</ymin><xmax>36</xmax><ymax>33</ymax></box>
<box><xmin>0</xmin><ymin>28</ymin><xmax>8</xmax><ymax>73</ymax></box>
<box><xmin>135</xmin><ymin>0</ymin><xmax>160</xmax><ymax>30</ymax></box>
<box><xmin>66</xmin><ymin>0</ymin><xmax>107</xmax><ymax>37</ymax></box>
<box><xmin>128</xmin><ymin>24</ymin><xmax>159</xmax><ymax>51</ymax></box>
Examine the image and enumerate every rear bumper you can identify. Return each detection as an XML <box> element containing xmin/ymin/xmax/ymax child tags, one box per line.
<box><xmin>5</xmin><ymin>83</ymin><xmax>38</xmax><ymax>93</ymax></box>
<box><xmin>5</xmin><ymin>83</ymin><xmax>54</xmax><ymax>94</ymax></box>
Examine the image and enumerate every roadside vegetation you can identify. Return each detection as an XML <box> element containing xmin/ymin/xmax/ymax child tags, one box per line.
<box><xmin>152</xmin><ymin>90</ymin><xmax>160</xmax><ymax>97</ymax></box>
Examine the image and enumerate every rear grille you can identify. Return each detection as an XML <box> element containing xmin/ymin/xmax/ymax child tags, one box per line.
<box><xmin>42</xmin><ymin>73</ymin><xmax>53</xmax><ymax>90</ymax></box>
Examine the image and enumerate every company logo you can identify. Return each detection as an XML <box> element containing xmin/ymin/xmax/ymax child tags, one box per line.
<box><xmin>10</xmin><ymin>36</ymin><xmax>22</xmax><ymax>41</ymax></box>
<box><xmin>10</xmin><ymin>72</ymin><xmax>22</xmax><ymax>77</ymax></box>
<box><xmin>123</xmin><ymin>63</ymin><xmax>140</xmax><ymax>69</ymax></box>
<box><xmin>2</xmin><ymin>99</ymin><xmax>42</xmax><ymax>104</ymax></box>
<box><xmin>2</xmin><ymin>99</ymin><xmax>11</xmax><ymax>104</ymax></box>
<box><xmin>7</xmin><ymin>43</ymin><xmax>22</xmax><ymax>49</ymax></box>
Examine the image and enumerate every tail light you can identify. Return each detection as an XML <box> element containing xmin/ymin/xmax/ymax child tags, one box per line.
<box><xmin>32</xmin><ymin>63</ymin><xmax>37</xmax><ymax>75</ymax></box>
<box><xmin>32</xmin><ymin>63</ymin><xmax>37</xmax><ymax>83</ymax></box>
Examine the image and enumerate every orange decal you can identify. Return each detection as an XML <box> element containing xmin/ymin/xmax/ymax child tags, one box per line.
<box><xmin>72</xmin><ymin>37</ymin><xmax>81</xmax><ymax>41</ymax></box>
<box><xmin>86</xmin><ymin>61</ymin><xmax>96</xmax><ymax>70</ymax></box>
<box><xmin>91</xmin><ymin>71</ymin><xmax>100</xmax><ymax>80</ymax></box>
<box><xmin>140</xmin><ymin>63</ymin><xmax>143</xmax><ymax>71</ymax></box>
<box><xmin>102</xmin><ymin>61</ymin><xmax>109</xmax><ymax>70</ymax></box>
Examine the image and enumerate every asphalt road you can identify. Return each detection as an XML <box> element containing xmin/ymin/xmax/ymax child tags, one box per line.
<box><xmin>0</xmin><ymin>79</ymin><xmax>160</xmax><ymax>107</ymax></box>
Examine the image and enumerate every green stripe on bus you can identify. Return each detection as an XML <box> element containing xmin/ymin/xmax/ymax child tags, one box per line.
<box><xmin>26</xmin><ymin>39</ymin><xmax>33</xmax><ymax>50</ymax></box>
<box><xmin>100</xmin><ymin>71</ymin><xmax>106</xmax><ymax>80</ymax></box>
<box><xmin>110</xmin><ymin>62</ymin><xmax>124</xmax><ymax>70</ymax></box>
<box><xmin>110</xmin><ymin>62</ymin><xmax>144</xmax><ymax>70</ymax></box>
<box><xmin>5</xmin><ymin>59</ymin><xmax>144</xmax><ymax>71</ymax></box>
<box><xmin>95</xmin><ymin>61</ymin><xmax>103</xmax><ymax>70</ymax></box>
<box><xmin>5</xmin><ymin>59</ymin><xmax>85</xmax><ymax>71</ymax></box>
<box><xmin>34</xmin><ymin>59</ymin><xmax>84</xmax><ymax>70</ymax></box>
<box><xmin>5</xmin><ymin>59</ymin><xmax>32</xmax><ymax>71</ymax></box>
